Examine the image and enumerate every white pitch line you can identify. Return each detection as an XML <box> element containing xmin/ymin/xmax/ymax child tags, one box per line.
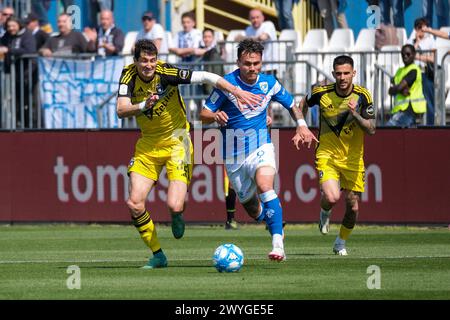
<box><xmin>0</xmin><ymin>255</ymin><xmax>449</xmax><ymax>265</ymax></box>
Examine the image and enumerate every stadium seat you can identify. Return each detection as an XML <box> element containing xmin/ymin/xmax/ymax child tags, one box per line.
<box><xmin>396</xmin><ymin>28</ymin><xmax>407</xmax><ymax>45</ymax></box>
<box><xmin>352</xmin><ymin>28</ymin><xmax>376</xmax><ymax>89</ymax></box>
<box><xmin>122</xmin><ymin>31</ymin><xmax>138</xmax><ymax>66</ymax></box>
<box><xmin>446</xmin><ymin>90</ymin><xmax>450</xmax><ymax>110</ymax></box>
<box><xmin>294</xmin><ymin>29</ymin><xmax>328</xmax><ymax>95</ymax></box>
<box><xmin>224</xmin><ymin>29</ymin><xmax>245</xmax><ymax>73</ymax></box>
<box><xmin>122</xmin><ymin>31</ymin><xmax>138</xmax><ymax>55</ymax></box>
<box><xmin>322</xmin><ymin>29</ymin><xmax>355</xmax><ymax>80</ymax></box>
<box><xmin>377</xmin><ymin>45</ymin><xmax>401</xmax><ymax>113</ymax></box>
<box><xmin>436</xmin><ymin>27</ymin><xmax>450</xmax><ymax>90</ymax></box>
<box><xmin>354</xmin><ymin>28</ymin><xmax>376</xmax><ymax>50</ymax></box>
<box><xmin>278</xmin><ymin>29</ymin><xmax>302</xmax><ymax>80</ymax></box>
<box><xmin>214</xmin><ymin>30</ymin><xmax>224</xmax><ymax>42</ymax></box>
<box><xmin>328</xmin><ymin>28</ymin><xmax>355</xmax><ymax>50</ymax></box>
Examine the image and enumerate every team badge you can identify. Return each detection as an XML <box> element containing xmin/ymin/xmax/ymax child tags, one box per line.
<box><xmin>156</xmin><ymin>84</ymin><xmax>164</xmax><ymax>95</ymax></box>
<box><xmin>179</xmin><ymin>69</ymin><xmax>190</xmax><ymax>79</ymax></box>
<box><xmin>366</xmin><ymin>105</ymin><xmax>375</xmax><ymax>116</ymax></box>
<box><xmin>319</xmin><ymin>170</ymin><xmax>323</xmax><ymax>179</ymax></box>
<box><xmin>128</xmin><ymin>158</ymin><xmax>135</xmax><ymax>169</ymax></box>
<box><xmin>259</xmin><ymin>82</ymin><xmax>268</xmax><ymax>94</ymax></box>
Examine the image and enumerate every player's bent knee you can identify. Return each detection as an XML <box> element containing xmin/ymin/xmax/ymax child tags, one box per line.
<box><xmin>323</xmin><ymin>192</ymin><xmax>340</xmax><ymax>205</ymax></box>
<box><xmin>167</xmin><ymin>198</ymin><xmax>185</xmax><ymax>213</ymax></box>
<box><xmin>126</xmin><ymin>198</ymin><xmax>145</xmax><ymax>216</ymax></box>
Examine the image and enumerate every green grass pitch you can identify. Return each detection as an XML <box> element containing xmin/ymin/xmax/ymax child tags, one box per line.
<box><xmin>0</xmin><ymin>224</ymin><xmax>449</xmax><ymax>300</ymax></box>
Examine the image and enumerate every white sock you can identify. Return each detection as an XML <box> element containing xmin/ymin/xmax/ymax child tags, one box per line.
<box><xmin>272</xmin><ymin>233</ymin><xmax>284</xmax><ymax>249</ymax></box>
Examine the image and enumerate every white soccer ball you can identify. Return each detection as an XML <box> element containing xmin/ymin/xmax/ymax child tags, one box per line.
<box><xmin>212</xmin><ymin>243</ymin><xmax>244</xmax><ymax>273</ymax></box>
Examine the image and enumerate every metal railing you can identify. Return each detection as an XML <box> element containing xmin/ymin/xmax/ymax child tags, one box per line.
<box><xmin>0</xmin><ymin>44</ymin><xmax>448</xmax><ymax>130</ymax></box>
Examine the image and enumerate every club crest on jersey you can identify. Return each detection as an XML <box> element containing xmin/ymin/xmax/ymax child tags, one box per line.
<box><xmin>128</xmin><ymin>158</ymin><xmax>135</xmax><ymax>168</ymax></box>
<box><xmin>259</xmin><ymin>82</ymin><xmax>268</xmax><ymax>94</ymax></box>
<box><xmin>156</xmin><ymin>84</ymin><xmax>164</xmax><ymax>95</ymax></box>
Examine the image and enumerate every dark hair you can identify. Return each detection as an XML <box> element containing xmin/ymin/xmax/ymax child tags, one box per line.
<box><xmin>402</xmin><ymin>43</ymin><xmax>416</xmax><ymax>55</ymax></box>
<box><xmin>237</xmin><ymin>38</ymin><xmax>264</xmax><ymax>59</ymax></box>
<box><xmin>414</xmin><ymin>17</ymin><xmax>428</xmax><ymax>29</ymax></box>
<box><xmin>203</xmin><ymin>28</ymin><xmax>214</xmax><ymax>36</ymax></box>
<box><xmin>181</xmin><ymin>11</ymin><xmax>195</xmax><ymax>22</ymax></box>
<box><xmin>5</xmin><ymin>16</ymin><xmax>23</xmax><ymax>30</ymax></box>
<box><xmin>333</xmin><ymin>55</ymin><xmax>354</xmax><ymax>69</ymax></box>
<box><xmin>134</xmin><ymin>39</ymin><xmax>158</xmax><ymax>60</ymax></box>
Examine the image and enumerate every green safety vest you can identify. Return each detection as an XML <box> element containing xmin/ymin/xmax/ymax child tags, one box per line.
<box><xmin>392</xmin><ymin>63</ymin><xmax>426</xmax><ymax>114</ymax></box>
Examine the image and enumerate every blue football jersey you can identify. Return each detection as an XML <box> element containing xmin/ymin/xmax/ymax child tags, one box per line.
<box><xmin>204</xmin><ymin>70</ymin><xmax>294</xmax><ymax>160</ymax></box>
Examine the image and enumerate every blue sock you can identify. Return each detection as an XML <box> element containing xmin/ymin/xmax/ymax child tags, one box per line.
<box><xmin>258</xmin><ymin>190</ymin><xmax>283</xmax><ymax>236</ymax></box>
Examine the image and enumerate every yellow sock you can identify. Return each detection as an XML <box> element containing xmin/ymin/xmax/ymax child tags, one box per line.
<box><xmin>133</xmin><ymin>211</ymin><xmax>161</xmax><ymax>252</ymax></box>
<box><xmin>339</xmin><ymin>225</ymin><xmax>353</xmax><ymax>241</ymax></box>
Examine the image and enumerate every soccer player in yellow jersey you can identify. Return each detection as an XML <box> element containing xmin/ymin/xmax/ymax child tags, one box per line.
<box><xmin>295</xmin><ymin>55</ymin><xmax>376</xmax><ymax>255</ymax></box>
<box><xmin>116</xmin><ymin>39</ymin><xmax>260</xmax><ymax>269</ymax></box>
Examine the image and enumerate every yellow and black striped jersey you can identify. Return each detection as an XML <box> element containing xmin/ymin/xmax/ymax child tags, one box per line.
<box><xmin>118</xmin><ymin>60</ymin><xmax>193</xmax><ymax>146</ymax></box>
<box><xmin>306</xmin><ymin>83</ymin><xmax>375</xmax><ymax>171</ymax></box>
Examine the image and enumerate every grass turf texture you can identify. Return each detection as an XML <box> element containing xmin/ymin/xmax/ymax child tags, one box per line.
<box><xmin>0</xmin><ymin>224</ymin><xmax>449</xmax><ymax>300</ymax></box>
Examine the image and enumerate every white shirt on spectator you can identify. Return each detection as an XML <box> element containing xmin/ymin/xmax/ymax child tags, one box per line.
<box><xmin>407</xmin><ymin>32</ymin><xmax>436</xmax><ymax>70</ymax></box>
<box><xmin>245</xmin><ymin>21</ymin><xmax>278</xmax><ymax>71</ymax></box>
<box><xmin>136</xmin><ymin>23</ymin><xmax>165</xmax><ymax>50</ymax></box>
<box><xmin>173</xmin><ymin>28</ymin><xmax>202</xmax><ymax>62</ymax></box>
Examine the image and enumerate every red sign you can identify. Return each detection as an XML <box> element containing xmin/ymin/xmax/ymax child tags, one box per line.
<box><xmin>1</xmin><ymin>129</ymin><xmax>449</xmax><ymax>223</ymax></box>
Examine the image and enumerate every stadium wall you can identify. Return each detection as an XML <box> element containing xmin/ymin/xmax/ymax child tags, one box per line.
<box><xmin>0</xmin><ymin>128</ymin><xmax>449</xmax><ymax>224</ymax></box>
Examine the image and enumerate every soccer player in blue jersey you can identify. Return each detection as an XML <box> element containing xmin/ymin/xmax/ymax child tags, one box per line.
<box><xmin>200</xmin><ymin>39</ymin><xmax>317</xmax><ymax>261</ymax></box>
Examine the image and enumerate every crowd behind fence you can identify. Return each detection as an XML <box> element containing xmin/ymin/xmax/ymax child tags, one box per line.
<box><xmin>0</xmin><ymin>40</ymin><xmax>449</xmax><ymax>130</ymax></box>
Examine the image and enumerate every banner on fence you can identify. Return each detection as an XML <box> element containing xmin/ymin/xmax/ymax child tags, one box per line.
<box><xmin>39</xmin><ymin>57</ymin><xmax>124</xmax><ymax>128</ymax></box>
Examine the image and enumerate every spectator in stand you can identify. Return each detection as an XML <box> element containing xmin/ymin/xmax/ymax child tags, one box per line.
<box><xmin>423</xmin><ymin>25</ymin><xmax>450</xmax><ymax>40</ymax></box>
<box><xmin>39</xmin><ymin>13</ymin><xmax>88</xmax><ymax>57</ymax></box>
<box><xmin>378</xmin><ymin>0</ymin><xmax>405</xmax><ymax>28</ymax></box>
<box><xmin>84</xmin><ymin>10</ymin><xmax>124</xmax><ymax>56</ymax></box>
<box><xmin>387</xmin><ymin>44</ymin><xmax>426</xmax><ymax>127</ymax></box>
<box><xmin>136</xmin><ymin>11</ymin><xmax>165</xmax><ymax>52</ymax></box>
<box><xmin>31</xmin><ymin>0</ymin><xmax>53</xmax><ymax>34</ymax></box>
<box><xmin>169</xmin><ymin>11</ymin><xmax>202</xmax><ymax>63</ymax></box>
<box><xmin>422</xmin><ymin>0</ymin><xmax>449</xmax><ymax>29</ymax></box>
<box><xmin>407</xmin><ymin>17</ymin><xmax>436</xmax><ymax>125</ymax></box>
<box><xmin>197</xmin><ymin>28</ymin><xmax>225</xmax><ymax>92</ymax></box>
<box><xmin>24</xmin><ymin>12</ymin><xmax>49</xmax><ymax>51</ymax></box>
<box><xmin>86</xmin><ymin>0</ymin><xmax>114</xmax><ymax>29</ymax></box>
<box><xmin>0</xmin><ymin>6</ymin><xmax>14</xmax><ymax>38</ymax></box>
<box><xmin>318</xmin><ymin>0</ymin><xmax>348</xmax><ymax>37</ymax></box>
<box><xmin>235</xmin><ymin>8</ymin><xmax>278</xmax><ymax>75</ymax></box>
<box><xmin>0</xmin><ymin>16</ymin><xmax>37</xmax><ymax>128</ymax></box>
<box><xmin>274</xmin><ymin>0</ymin><xmax>294</xmax><ymax>30</ymax></box>
<box><xmin>0</xmin><ymin>16</ymin><xmax>37</xmax><ymax>72</ymax></box>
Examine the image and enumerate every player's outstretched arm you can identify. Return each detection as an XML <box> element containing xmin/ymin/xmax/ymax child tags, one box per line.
<box><xmin>191</xmin><ymin>71</ymin><xmax>261</xmax><ymax>110</ymax></box>
<box><xmin>200</xmin><ymin>108</ymin><xmax>228</xmax><ymax>126</ymax></box>
<box><xmin>116</xmin><ymin>95</ymin><xmax>159</xmax><ymax>119</ymax></box>
<box><xmin>348</xmin><ymin>99</ymin><xmax>376</xmax><ymax>135</ymax></box>
<box><xmin>290</xmin><ymin>99</ymin><xmax>318</xmax><ymax>149</ymax></box>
